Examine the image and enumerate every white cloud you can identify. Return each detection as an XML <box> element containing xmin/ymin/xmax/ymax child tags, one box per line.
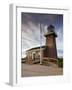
<box><xmin>21</xmin><ymin>21</ymin><xmax>41</xmax><ymax>58</ymax></box>
<box><xmin>56</xmin><ymin>28</ymin><xmax>63</xmax><ymax>57</ymax></box>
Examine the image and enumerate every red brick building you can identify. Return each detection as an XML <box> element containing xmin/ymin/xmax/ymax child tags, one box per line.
<box><xmin>25</xmin><ymin>25</ymin><xmax>58</xmax><ymax>65</ymax></box>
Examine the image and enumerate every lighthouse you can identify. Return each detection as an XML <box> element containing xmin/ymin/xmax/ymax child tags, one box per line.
<box><xmin>44</xmin><ymin>25</ymin><xmax>57</xmax><ymax>61</ymax></box>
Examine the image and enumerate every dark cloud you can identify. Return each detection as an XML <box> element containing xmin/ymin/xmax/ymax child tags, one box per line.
<box><xmin>22</xmin><ymin>12</ymin><xmax>63</xmax><ymax>28</ymax></box>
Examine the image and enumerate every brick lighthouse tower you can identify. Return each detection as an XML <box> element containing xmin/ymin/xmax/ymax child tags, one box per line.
<box><xmin>44</xmin><ymin>25</ymin><xmax>57</xmax><ymax>62</ymax></box>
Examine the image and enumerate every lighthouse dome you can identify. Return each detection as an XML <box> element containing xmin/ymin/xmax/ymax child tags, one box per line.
<box><xmin>47</xmin><ymin>25</ymin><xmax>55</xmax><ymax>33</ymax></box>
<box><xmin>44</xmin><ymin>25</ymin><xmax>57</xmax><ymax>37</ymax></box>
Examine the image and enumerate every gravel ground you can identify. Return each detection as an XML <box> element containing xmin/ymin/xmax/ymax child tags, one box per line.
<box><xmin>21</xmin><ymin>63</ymin><xmax>63</xmax><ymax>77</ymax></box>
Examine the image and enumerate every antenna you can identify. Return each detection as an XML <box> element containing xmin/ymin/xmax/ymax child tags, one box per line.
<box><xmin>40</xmin><ymin>22</ymin><xmax>42</xmax><ymax>64</ymax></box>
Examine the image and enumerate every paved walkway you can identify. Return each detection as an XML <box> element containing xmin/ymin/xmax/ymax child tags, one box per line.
<box><xmin>21</xmin><ymin>63</ymin><xmax>63</xmax><ymax>77</ymax></box>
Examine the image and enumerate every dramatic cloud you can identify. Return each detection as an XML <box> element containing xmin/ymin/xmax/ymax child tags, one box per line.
<box><xmin>21</xmin><ymin>13</ymin><xmax>63</xmax><ymax>58</ymax></box>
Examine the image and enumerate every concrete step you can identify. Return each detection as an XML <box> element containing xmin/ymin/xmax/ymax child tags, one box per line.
<box><xmin>42</xmin><ymin>61</ymin><xmax>58</xmax><ymax>67</ymax></box>
<box><xmin>48</xmin><ymin>62</ymin><xmax>58</xmax><ymax>67</ymax></box>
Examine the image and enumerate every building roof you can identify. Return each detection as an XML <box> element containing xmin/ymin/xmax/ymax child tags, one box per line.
<box><xmin>27</xmin><ymin>45</ymin><xmax>46</xmax><ymax>52</ymax></box>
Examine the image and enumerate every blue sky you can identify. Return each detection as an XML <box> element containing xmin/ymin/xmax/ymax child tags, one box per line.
<box><xmin>21</xmin><ymin>13</ymin><xmax>63</xmax><ymax>58</ymax></box>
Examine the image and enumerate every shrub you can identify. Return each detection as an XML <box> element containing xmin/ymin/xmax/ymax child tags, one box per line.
<box><xmin>57</xmin><ymin>58</ymin><xmax>63</xmax><ymax>68</ymax></box>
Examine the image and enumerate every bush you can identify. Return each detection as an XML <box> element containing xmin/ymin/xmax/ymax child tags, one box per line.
<box><xmin>57</xmin><ymin>58</ymin><xmax>63</xmax><ymax>68</ymax></box>
<box><xmin>21</xmin><ymin>57</ymin><xmax>26</xmax><ymax>63</ymax></box>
